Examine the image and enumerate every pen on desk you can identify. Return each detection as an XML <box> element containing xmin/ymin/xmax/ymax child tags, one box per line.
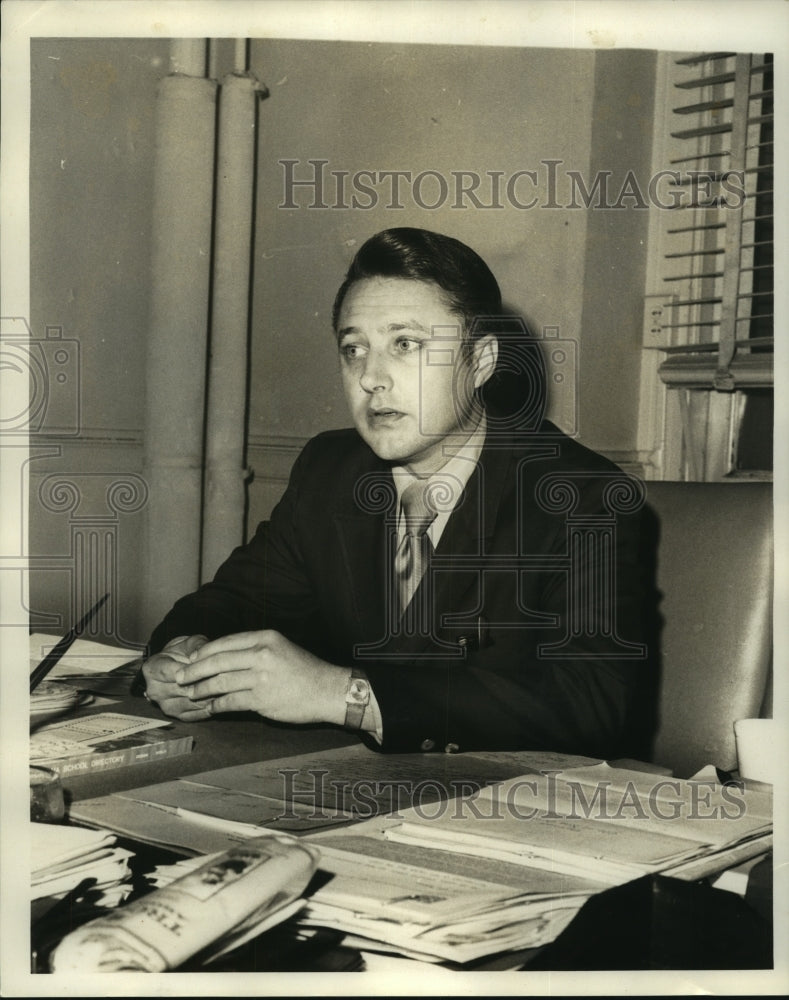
<box><xmin>30</xmin><ymin>593</ymin><xmax>110</xmax><ymax>693</ymax></box>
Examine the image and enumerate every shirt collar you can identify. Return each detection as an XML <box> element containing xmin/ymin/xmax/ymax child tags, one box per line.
<box><xmin>391</xmin><ymin>414</ymin><xmax>487</xmax><ymax>515</ymax></box>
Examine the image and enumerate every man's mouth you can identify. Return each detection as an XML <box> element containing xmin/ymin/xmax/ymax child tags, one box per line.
<box><xmin>368</xmin><ymin>408</ymin><xmax>404</xmax><ymax>423</ymax></box>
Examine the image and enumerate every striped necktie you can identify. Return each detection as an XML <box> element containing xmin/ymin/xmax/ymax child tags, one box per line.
<box><xmin>394</xmin><ymin>479</ymin><xmax>438</xmax><ymax>617</ymax></box>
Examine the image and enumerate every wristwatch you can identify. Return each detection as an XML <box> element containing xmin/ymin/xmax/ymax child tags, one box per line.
<box><xmin>344</xmin><ymin>668</ymin><xmax>371</xmax><ymax>730</ymax></box>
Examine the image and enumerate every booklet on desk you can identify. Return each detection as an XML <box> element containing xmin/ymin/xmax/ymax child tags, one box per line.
<box><xmin>30</xmin><ymin>712</ymin><xmax>194</xmax><ymax>778</ymax></box>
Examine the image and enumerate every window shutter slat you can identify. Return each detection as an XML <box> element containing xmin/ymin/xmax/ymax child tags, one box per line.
<box><xmin>653</xmin><ymin>51</ymin><xmax>773</xmax><ymax>392</ymax></box>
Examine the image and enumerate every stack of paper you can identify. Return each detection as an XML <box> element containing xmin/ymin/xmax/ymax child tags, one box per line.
<box><xmin>29</xmin><ymin>634</ymin><xmax>140</xmax><ymax>678</ymax></box>
<box><xmin>299</xmin><ymin>821</ymin><xmax>596</xmax><ymax>963</ymax></box>
<box><xmin>67</xmin><ymin>748</ymin><xmax>773</xmax><ymax>966</ymax></box>
<box><xmin>383</xmin><ymin>763</ymin><xmax>773</xmax><ymax>886</ymax></box>
<box><xmin>29</xmin><ymin>635</ymin><xmax>142</xmax><ymax>723</ymax></box>
<box><xmin>288</xmin><ymin>764</ymin><xmax>772</xmax><ymax>964</ymax></box>
<box><xmin>145</xmin><ymin>823</ymin><xmax>596</xmax><ymax>965</ymax></box>
<box><xmin>31</xmin><ymin>823</ymin><xmax>133</xmax><ymax>908</ymax></box>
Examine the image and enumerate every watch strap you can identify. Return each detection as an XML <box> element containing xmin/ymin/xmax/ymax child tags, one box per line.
<box><xmin>344</xmin><ymin>668</ymin><xmax>371</xmax><ymax>730</ymax></box>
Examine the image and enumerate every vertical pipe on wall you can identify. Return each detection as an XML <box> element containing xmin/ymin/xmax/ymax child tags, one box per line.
<box><xmin>141</xmin><ymin>52</ymin><xmax>217</xmax><ymax>635</ymax></box>
<box><xmin>201</xmin><ymin>72</ymin><xmax>260</xmax><ymax>582</ymax></box>
<box><xmin>169</xmin><ymin>39</ymin><xmax>208</xmax><ymax>77</ymax></box>
<box><xmin>234</xmin><ymin>38</ymin><xmax>249</xmax><ymax>73</ymax></box>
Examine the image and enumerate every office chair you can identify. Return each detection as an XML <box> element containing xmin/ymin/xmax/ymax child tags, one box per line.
<box><xmin>640</xmin><ymin>481</ymin><xmax>773</xmax><ymax>778</ymax></box>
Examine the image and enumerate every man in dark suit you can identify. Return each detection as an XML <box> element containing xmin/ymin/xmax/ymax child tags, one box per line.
<box><xmin>141</xmin><ymin>228</ymin><xmax>650</xmax><ymax>757</ymax></box>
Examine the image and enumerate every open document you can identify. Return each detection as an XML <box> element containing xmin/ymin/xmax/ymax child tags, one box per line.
<box><xmin>382</xmin><ymin>763</ymin><xmax>772</xmax><ymax>885</ymax></box>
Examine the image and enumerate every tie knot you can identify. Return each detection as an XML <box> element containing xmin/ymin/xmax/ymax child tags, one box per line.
<box><xmin>400</xmin><ymin>479</ymin><xmax>437</xmax><ymax>537</ymax></box>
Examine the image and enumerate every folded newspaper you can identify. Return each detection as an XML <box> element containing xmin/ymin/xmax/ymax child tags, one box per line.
<box><xmin>49</xmin><ymin>832</ymin><xmax>320</xmax><ymax>972</ymax></box>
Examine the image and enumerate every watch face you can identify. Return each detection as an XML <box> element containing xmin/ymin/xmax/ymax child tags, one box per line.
<box><xmin>348</xmin><ymin>678</ymin><xmax>370</xmax><ymax>704</ymax></box>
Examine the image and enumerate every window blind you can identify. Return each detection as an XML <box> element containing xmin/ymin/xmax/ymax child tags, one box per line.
<box><xmin>656</xmin><ymin>52</ymin><xmax>774</xmax><ymax>390</ymax></box>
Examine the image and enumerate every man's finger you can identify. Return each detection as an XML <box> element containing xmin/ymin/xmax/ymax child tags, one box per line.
<box><xmin>165</xmin><ymin>650</ymin><xmax>192</xmax><ymax>664</ymax></box>
<box><xmin>169</xmin><ymin>705</ymin><xmax>213</xmax><ymax>721</ymax></box>
<box><xmin>158</xmin><ymin>694</ymin><xmax>213</xmax><ymax>719</ymax></box>
<box><xmin>182</xmin><ymin>634</ymin><xmax>209</xmax><ymax>655</ymax></box>
<box><xmin>177</xmin><ymin>648</ymin><xmax>262</xmax><ymax>684</ymax></box>
<box><xmin>144</xmin><ymin>653</ymin><xmax>187</xmax><ymax>681</ymax></box>
<box><xmin>183</xmin><ymin>666</ymin><xmax>254</xmax><ymax>700</ymax></box>
<box><xmin>207</xmin><ymin>692</ymin><xmax>248</xmax><ymax>715</ymax></box>
<box><xmin>190</xmin><ymin>630</ymin><xmax>275</xmax><ymax>661</ymax></box>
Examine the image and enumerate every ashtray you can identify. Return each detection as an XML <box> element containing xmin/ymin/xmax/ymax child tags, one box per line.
<box><xmin>30</xmin><ymin>680</ymin><xmax>82</xmax><ymax>727</ymax></box>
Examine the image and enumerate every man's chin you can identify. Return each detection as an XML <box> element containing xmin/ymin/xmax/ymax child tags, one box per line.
<box><xmin>357</xmin><ymin>428</ymin><xmax>412</xmax><ymax>464</ymax></box>
<box><xmin>364</xmin><ymin>440</ymin><xmax>409</xmax><ymax>464</ymax></box>
<box><xmin>359</xmin><ymin>434</ymin><xmax>449</xmax><ymax>475</ymax></box>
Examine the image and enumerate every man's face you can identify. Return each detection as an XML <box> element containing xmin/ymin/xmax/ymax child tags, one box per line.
<box><xmin>336</xmin><ymin>277</ymin><xmax>494</xmax><ymax>475</ymax></box>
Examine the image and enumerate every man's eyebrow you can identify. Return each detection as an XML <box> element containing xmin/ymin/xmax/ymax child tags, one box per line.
<box><xmin>336</xmin><ymin>319</ymin><xmax>433</xmax><ymax>340</ymax></box>
<box><xmin>388</xmin><ymin>320</ymin><xmax>431</xmax><ymax>334</ymax></box>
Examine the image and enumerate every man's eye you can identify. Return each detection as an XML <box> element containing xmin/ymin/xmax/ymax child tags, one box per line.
<box><xmin>394</xmin><ymin>338</ymin><xmax>422</xmax><ymax>354</ymax></box>
<box><xmin>340</xmin><ymin>343</ymin><xmax>367</xmax><ymax>360</ymax></box>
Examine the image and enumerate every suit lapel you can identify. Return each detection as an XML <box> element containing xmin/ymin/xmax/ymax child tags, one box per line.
<box><xmin>437</xmin><ymin>438</ymin><xmax>514</xmax><ymax>551</ymax></box>
<box><xmin>333</xmin><ymin>460</ymin><xmax>397</xmax><ymax>645</ymax></box>
<box><xmin>414</xmin><ymin>438</ymin><xmax>516</xmax><ymax>653</ymax></box>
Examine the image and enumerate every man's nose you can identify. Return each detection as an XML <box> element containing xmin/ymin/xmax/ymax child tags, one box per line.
<box><xmin>359</xmin><ymin>351</ymin><xmax>393</xmax><ymax>393</ymax></box>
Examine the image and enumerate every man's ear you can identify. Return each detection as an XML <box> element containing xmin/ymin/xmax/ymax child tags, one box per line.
<box><xmin>471</xmin><ymin>335</ymin><xmax>498</xmax><ymax>389</ymax></box>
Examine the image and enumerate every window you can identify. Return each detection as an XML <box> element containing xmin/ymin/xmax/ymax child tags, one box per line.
<box><xmin>639</xmin><ymin>52</ymin><xmax>774</xmax><ymax>481</ymax></box>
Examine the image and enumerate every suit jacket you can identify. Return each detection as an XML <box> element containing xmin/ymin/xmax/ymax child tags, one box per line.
<box><xmin>149</xmin><ymin>421</ymin><xmax>652</xmax><ymax>757</ymax></box>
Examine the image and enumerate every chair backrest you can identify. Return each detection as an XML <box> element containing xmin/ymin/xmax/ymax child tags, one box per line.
<box><xmin>642</xmin><ymin>481</ymin><xmax>773</xmax><ymax>778</ymax></box>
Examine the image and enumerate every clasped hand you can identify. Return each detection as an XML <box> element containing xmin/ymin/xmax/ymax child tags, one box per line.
<box><xmin>141</xmin><ymin>630</ymin><xmax>348</xmax><ymax>725</ymax></box>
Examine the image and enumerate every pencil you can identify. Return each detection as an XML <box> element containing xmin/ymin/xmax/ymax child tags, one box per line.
<box><xmin>29</xmin><ymin>593</ymin><xmax>110</xmax><ymax>693</ymax></box>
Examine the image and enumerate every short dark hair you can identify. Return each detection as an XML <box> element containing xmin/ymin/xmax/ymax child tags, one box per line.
<box><xmin>331</xmin><ymin>227</ymin><xmax>503</xmax><ymax>341</ymax></box>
